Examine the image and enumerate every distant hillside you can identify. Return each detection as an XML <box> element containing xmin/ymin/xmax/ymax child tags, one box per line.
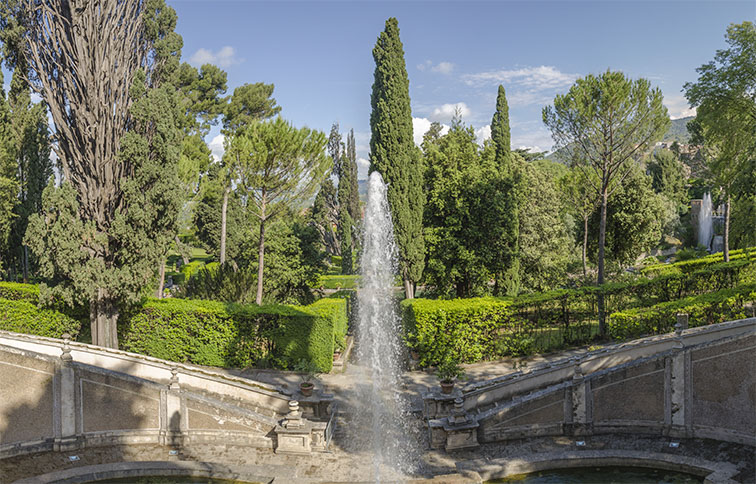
<box><xmin>663</xmin><ymin>116</ymin><xmax>693</xmax><ymax>143</ymax></box>
<box><xmin>545</xmin><ymin>115</ymin><xmax>694</xmax><ymax>164</ymax></box>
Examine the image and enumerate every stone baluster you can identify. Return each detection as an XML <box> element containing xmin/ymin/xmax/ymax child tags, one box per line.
<box><xmin>55</xmin><ymin>333</ymin><xmax>77</xmax><ymax>451</ymax></box>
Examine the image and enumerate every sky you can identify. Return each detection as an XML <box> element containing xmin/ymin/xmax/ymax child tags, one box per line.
<box><xmin>6</xmin><ymin>1</ymin><xmax>752</xmax><ymax>179</ymax></box>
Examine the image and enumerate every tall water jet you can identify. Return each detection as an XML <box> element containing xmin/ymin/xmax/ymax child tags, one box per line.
<box><xmin>698</xmin><ymin>192</ymin><xmax>713</xmax><ymax>250</ymax></box>
<box><xmin>356</xmin><ymin>171</ymin><xmax>416</xmax><ymax>481</ymax></box>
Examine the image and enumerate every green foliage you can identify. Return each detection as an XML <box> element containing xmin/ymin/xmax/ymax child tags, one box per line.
<box><xmin>318</xmin><ymin>274</ymin><xmax>359</xmax><ymax>290</ymax></box>
<box><xmin>223</xmin><ymin>83</ymin><xmax>281</xmax><ymax>133</ymax></box>
<box><xmin>0</xmin><ymin>298</ymin><xmax>80</xmax><ymax>338</ymax></box>
<box><xmin>0</xmin><ymin>281</ymin><xmax>37</xmax><ymax>301</ymax></box>
<box><xmin>226</xmin><ymin>116</ymin><xmax>330</xmax><ymax>304</ymax></box>
<box><xmin>370</xmin><ymin>17</ymin><xmax>425</xmax><ymax>292</ymax></box>
<box><xmin>402</xmin><ymin>297</ymin><xmax>508</xmax><ymax>367</ymax></box>
<box><xmin>489</xmin><ymin>86</ymin><xmax>522</xmax><ymax>294</ymax></box>
<box><xmin>587</xmin><ymin>164</ymin><xmax>665</xmax><ymax>266</ymax></box>
<box><xmin>608</xmin><ymin>284</ymin><xmax>756</xmax><ymax>339</ymax></box>
<box><xmin>685</xmin><ymin>22</ymin><xmax>756</xmax><ymax>256</ymax></box>
<box><xmin>404</xmin><ymin>255</ymin><xmax>755</xmax><ymax>366</ymax></box>
<box><xmin>518</xmin><ymin>161</ymin><xmax>573</xmax><ymax>292</ymax></box>
<box><xmin>180</xmin><ymin>260</ymin><xmax>206</xmax><ymax>281</ymax></box>
<box><xmin>185</xmin><ymin>216</ymin><xmax>326</xmax><ymax>305</ymax></box>
<box><xmin>120</xmin><ymin>297</ymin><xmax>346</xmax><ymax>372</ymax></box>
<box><xmin>436</xmin><ymin>357</ymin><xmax>465</xmax><ymax>382</ymax></box>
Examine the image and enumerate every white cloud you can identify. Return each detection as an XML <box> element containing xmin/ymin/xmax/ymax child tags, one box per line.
<box><xmin>463</xmin><ymin>65</ymin><xmax>578</xmax><ymax>90</ymax></box>
<box><xmin>209</xmin><ymin>134</ymin><xmax>225</xmax><ymax>161</ymax></box>
<box><xmin>512</xmin><ymin>129</ymin><xmax>554</xmax><ymax>154</ymax></box>
<box><xmin>417</xmin><ymin>60</ymin><xmax>454</xmax><ymax>74</ymax></box>
<box><xmin>189</xmin><ymin>46</ymin><xmax>242</xmax><ymax>68</ymax></box>
<box><xmin>432</xmin><ymin>62</ymin><xmax>454</xmax><ymax>74</ymax></box>
<box><xmin>412</xmin><ymin>117</ymin><xmax>449</xmax><ymax>147</ymax></box>
<box><xmin>475</xmin><ymin>125</ymin><xmax>491</xmax><ymax>145</ymax></box>
<box><xmin>356</xmin><ymin>157</ymin><xmax>371</xmax><ymax>180</ymax></box>
<box><xmin>664</xmin><ymin>94</ymin><xmax>696</xmax><ymax>120</ymax></box>
<box><xmin>429</xmin><ymin>102</ymin><xmax>471</xmax><ymax>123</ymax></box>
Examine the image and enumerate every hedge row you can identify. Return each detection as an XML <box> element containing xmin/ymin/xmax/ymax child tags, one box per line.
<box><xmin>641</xmin><ymin>247</ymin><xmax>755</xmax><ymax>277</ymax></box>
<box><xmin>122</xmin><ymin>297</ymin><xmax>345</xmax><ymax>372</ymax></box>
<box><xmin>608</xmin><ymin>284</ymin><xmax>756</xmax><ymax>340</ymax></box>
<box><xmin>0</xmin><ymin>282</ymin><xmax>39</xmax><ymax>302</ymax></box>
<box><xmin>402</xmin><ymin>256</ymin><xmax>756</xmax><ymax>366</ymax></box>
<box><xmin>0</xmin><ymin>298</ymin><xmax>80</xmax><ymax>338</ymax></box>
<box><xmin>0</xmin><ymin>284</ymin><xmax>347</xmax><ymax>373</ymax></box>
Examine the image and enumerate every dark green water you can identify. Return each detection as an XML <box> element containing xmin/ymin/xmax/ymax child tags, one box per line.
<box><xmin>91</xmin><ymin>477</ymin><xmax>259</xmax><ymax>484</ymax></box>
<box><xmin>488</xmin><ymin>466</ymin><xmax>703</xmax><ymax>483</ymax></box>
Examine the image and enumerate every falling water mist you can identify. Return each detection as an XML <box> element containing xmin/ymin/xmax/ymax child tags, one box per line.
<box><xmin>698</xmin><ymin>192</ymin><xmax>713</xmax><ymax>250</ymax></box>
<box><xmin>355</xmin><ymin>171</ymin><xmax>418</xmax><ymax>481</ymax></box>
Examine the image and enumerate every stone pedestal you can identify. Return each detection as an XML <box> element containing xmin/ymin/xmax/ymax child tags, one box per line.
<box><xmin>423</xmin><ymin>388</ymin><xmax>463</xmax><ymax>419</ymax></box>
<box><xmin>428</xmin><ymin>397</ymin><xmax>479</xmax><ymax>451</ymax></box>
<box><xmin>274</xmin><ymin>401</ymin><xmax>330</xmax><ymax>455</ymax></box>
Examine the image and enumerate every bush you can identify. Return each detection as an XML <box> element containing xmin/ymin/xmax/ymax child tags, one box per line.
<box><xmin>608</xmin><ymin>284</ymin><xmax>756</xmax><ymax>340</ymax></box>
<box><xmin>0</xmin><ymin>282</ymin><xmax>39</xmax><ymax>303</ymax></box>
<box><xmin>402</xmin><ymin>297</ymin><xmax>509</xmax><ymax>367</ymax></box>
<box><xmin>0</xmin><ymin>298</ymin><xmax>81</xmax><ymax>338</ymax></box>
<box><xmin>180</xmin><ymin>260</ymin><xmax>206</xmax><ymax>282</ymax></box>
<box><xmin>120</xmin><ymin>297</ymin><xmax>346</xmax><ymax>372</ymax></box>
<box><xmin>318</xmin><ymin>274</ymin><xmax>360</xmax><ymax>290</ymax></box>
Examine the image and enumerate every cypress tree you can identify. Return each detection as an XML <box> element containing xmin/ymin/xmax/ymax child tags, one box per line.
<box><xmin>369</xmin><ymin>17</ymin><xmax>424</xmax><ymax>298</ymax></box>
<box><xmin>345</xmin><ymin>129</ymin><xmax>361</xmax><ymax>263</ymax></box>
<box><xmin>490</xmin><ymin>85</ymin><xmax>522</xmax><ymax>295</ymax></box>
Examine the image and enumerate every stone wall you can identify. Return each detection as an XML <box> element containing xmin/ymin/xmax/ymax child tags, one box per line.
<box><xmin>0</xmin><ymin>331</ymin><xmax>334</xmax><ymax>458</ymax></box>
<box><xmin>426</xmin><ymin>318</ymin><xmax>756</xmax><ymax>450</ymax></box>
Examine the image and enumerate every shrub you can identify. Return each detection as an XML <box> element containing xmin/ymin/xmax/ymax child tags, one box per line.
<box><xmin>119</xmin><ymin>297</ymin><xmax>346</xmax><ymax>372</ymax></box>
<box><xmin>608</xmin><ymin>284</ymin><xmax>756</xmax><ymax>340</ymax></box>
<box><xmin>318</xmin><ymin>274</ymin><xmax>360</xmax><ymax>289</ymax></box>
<box><xmin>0</xmin><ymin>298</ymin><xmax>81</xmax><ymax>338</ymax></box>
<box><xmin>0</xmin><ymin>282</ymin><xmax>39</xmax><ymax>302</ymax></box>
<box><xmin>402</xmin><ymin>297</ymin><xmax>509</xmax><ymax>367</ymax></box>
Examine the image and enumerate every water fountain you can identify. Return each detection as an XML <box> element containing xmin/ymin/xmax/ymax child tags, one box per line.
<box><xmin>698</xmin><ymin>192</ymin><xmax>713</xmax><ymax>250</ymax></box>
<box><xmin>355</xmin><ymin>171</ymin><xmax>417</xmax><ymax>481</ymax></box>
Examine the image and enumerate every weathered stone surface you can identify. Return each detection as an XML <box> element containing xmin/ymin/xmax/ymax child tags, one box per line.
<box><xmin>691</xmin><ymin>337</ymin><xmax>756</xmax><ymax>434</ymax></box>
<box><xmin>592</xmin><ymin>359</ymin><xmax>665</xmax><ymax>423</ymax></box>
<box><xmin>81</xmin><ymin>378</ymin><xmax>160</xmax><ymax>432</ymax></box>
<box><xmin>0</xmin><ymin>350</ymin><xmax>54</xmax><ymax>445</ymax></box>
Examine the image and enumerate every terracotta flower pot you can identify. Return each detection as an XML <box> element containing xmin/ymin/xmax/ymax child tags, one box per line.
<box><xmin>300</xmin><ymin>382</ymin><xmax>314</xmax><ymax>397</ymax></box>
<box><xmin>440</xmin><ymin>380</ymin><xmax>455</xmax><ymax>395</ymax></box>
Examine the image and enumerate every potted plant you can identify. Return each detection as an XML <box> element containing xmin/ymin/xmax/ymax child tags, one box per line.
<box><xmin>294</xmin><ymin>359</ymin><xmax>320</xmax><ymax>397</ymax></box>
<box><xmin>436</xmin><ymin>357</ymin><xmax>465</xmax><ymax>395</ymax></box>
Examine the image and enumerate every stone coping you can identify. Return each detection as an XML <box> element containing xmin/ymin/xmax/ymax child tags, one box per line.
<box><xmin>456</xmin><ymin>449</ymin><xmax>741</xmax><ymax>483</ymax></box>
<box><xmin>0</xmin><ymin>330</ymin><xmax>288</xmax><ymax>398</ymax></box>
<box><xmin>461</xmin><ymin>317</ymin><xmax>755</xmax><ymax>402</ymax></box>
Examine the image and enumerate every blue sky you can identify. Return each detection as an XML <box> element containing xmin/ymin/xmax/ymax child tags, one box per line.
<box><xmin>6</xmin><ymin>1</ymin><xmax>752</xmax><ymax>178</ymax></box>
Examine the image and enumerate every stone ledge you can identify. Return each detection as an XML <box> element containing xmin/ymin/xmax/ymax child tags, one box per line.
<box><xmin>456</xmin><ymin>449</ymin><xmax>741</xmax><ymax>483</ymax></box>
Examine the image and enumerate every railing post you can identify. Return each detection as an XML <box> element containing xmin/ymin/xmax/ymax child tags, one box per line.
<box><xmin>55</xmin><ymin>333</ymin><xmax>77</xmax><ymax>451</ymax></box>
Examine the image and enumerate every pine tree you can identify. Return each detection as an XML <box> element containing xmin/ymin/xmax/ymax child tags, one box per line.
<box><xmin>490</xmin><ymin>85</ymin><xmax>522</xmax><ymax>295</ymax></box>
<box><xmin>369</xmin><ymin>17</ymin><xmax>424</xmax><ymax>298</ymax></box>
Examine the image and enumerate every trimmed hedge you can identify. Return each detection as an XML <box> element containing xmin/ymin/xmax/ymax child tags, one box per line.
<box><xmin>402</xmin><ymin>254</ymin><xmax>756</xmax><ymax>366</ymax></box>
<box><xmin>608</xmin><ymin>284</ymin><xmax>756</xmax><ymax>340</ymax></box>
<box><xmin>0</xmin><ymin>283</ymin><xmax>346</xmax><ymax>373</ymax></box>
<box><xmin>0</xmin><ymin>298</ymin><xmax>81</xmax><ymax>338</ymax></box>
<box><xmin>402</xmin><ymin>297</ymin><xmax>509</xmax><ymax>367</ymax></box>
<box><xmin>0</xmin><ymin>282</ymin><xmax>39</xmax><ymax>302</ymax></box>
<box><xmin>641</xmin><ymin>247</ymin><xmax>755</xmax><ymax>277</ymax></box>
<box><xmin>318</xmin><ymin>274</ymin><xmax>360</xmax><ymax>289</ymax></box>
<box><xmin>120</xmin><ymin>297</ymin><xmax>346</xmax><ymax>372</ymax></box>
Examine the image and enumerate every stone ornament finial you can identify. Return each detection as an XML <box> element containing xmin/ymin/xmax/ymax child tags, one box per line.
<box><xmin>572</xmin><ymin>357</ymin><xmax>583</xmax><ymax>380</ymax></box>
<box><xmin>283</xmin><ymin>400</ymin><xmax>304</xmax><ymax>429</ymax></box>
<box><xmin>169</xmin><ymin>367</ymin><xmax>180</xmax><ymax>390</ymax></box>
<box><xmin>61</xmin><ymin>333</ymin><xmax>73</xmax><ymax>362</ymax></box>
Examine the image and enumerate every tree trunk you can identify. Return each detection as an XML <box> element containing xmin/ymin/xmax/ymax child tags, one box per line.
<box><xmin>220</xmin><ymin>186</ymin><xmax>229</xmax><ymax>265</ymax></box>
<box><xmin>256</xmin><ymin>218</ymin><xmax>266</xmax><ymax>305</ymax></box>
<box><xmin>582</xmin><ymin>215</ymin><xmax>588</xmax><ymax>276</ymax></box>
<box><xmin>404</xmin><ymin>278</ymin><xmax>414</xmax><ymax>300</ymax></box>
<box><xmin>90</xmin><ymin>288</ymin><xmax>119</xmax><ymax>349</ymax></box>
<box><xmin>156</xmin><ymin>259</ymin><xmax>166</xmax><ymax>299</ymax></box>
<box><xmin>723</xmin><ymin>193</ymin><xmax>730</xmax><ymax>262</ymax></box>
<box><xmin>597</xmin><ymin>188</ymin><xmax>608</xmax><ymax>337</ymax></box>
<box><xmin>175</xmin><ymin>235</ymin><xmax>189</xmax><ymax>266</ymax></box>
<box><xmin>23</xmin><ymin>245</ymin><xmax>29</xmax><ymax>283</ymax></box>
